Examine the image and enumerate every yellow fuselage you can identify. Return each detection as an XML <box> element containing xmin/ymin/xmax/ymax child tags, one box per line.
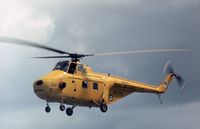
<box><xmin>33</xmin><ymin>61</ymin><xmax>173</xmax><ymax>108</ymax></box>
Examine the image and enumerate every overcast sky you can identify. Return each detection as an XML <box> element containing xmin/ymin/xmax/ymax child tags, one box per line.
<box><xmin>0</xmin><ymin>0</ymin><xmax>199</xmax><ymax>129</ymax></box>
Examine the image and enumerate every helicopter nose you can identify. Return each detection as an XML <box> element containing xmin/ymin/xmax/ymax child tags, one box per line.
<box><xmin>33</xmin><ymin>80</ymin><xmax>46</xmax><ymax>99</ymax></box>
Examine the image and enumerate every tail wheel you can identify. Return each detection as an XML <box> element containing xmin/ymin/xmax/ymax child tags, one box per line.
<box><xmin>100</xmin><ymin>104</ymin><xmax>108</xmax><ymax>113</ymax></box>
<box><xmin>66</xmin><ymin>107</ymin><xmax>73</xmax><ymax>116</ymax></box>
<box><xmin>45</xmin><ymin>106</ymin><xmax>51</xmax><ymax>113</ymax></box>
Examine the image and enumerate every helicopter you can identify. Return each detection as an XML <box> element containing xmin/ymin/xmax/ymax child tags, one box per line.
<box><xmin>0</xmin><ymin>36</ymin><xmax>189</xmax><ymax>116</ymax></box>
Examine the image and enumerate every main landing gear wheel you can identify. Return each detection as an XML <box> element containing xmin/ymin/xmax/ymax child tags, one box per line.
<box><xmin>100</xmin><ymin>104</ymin><xmax>108</xmax><ymax>113</ymax></box>
<box><xmin>45</xmin><ymin>106</ymin><xmax>51</xmax><ymax>113</ymax></box>
<box><xmin>60</xmin><ymin>105</ymin><xmax>65</xmax><ymax>111</ymax></box>
<box><xmin>66</xmin><ymin>107</ymin><xmax>73</xmax><ymax>116</ymax></box>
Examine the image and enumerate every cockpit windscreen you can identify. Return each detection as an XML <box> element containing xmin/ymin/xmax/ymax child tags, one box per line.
<box><xmin>53</xmin><ymin>61</ymin><xmax>69</xmax><ymax>72</ymax></box>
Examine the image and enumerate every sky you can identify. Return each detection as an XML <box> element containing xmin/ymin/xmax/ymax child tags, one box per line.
<box><xmin>0</xmin><ymin>0</ymin><xmax>199</xmax><ymax>129</ymax></box>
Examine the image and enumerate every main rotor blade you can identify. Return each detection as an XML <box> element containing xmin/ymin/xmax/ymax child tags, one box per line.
<box><xmin>94</xmin><ymin>49</ymin><xmax>190</xmax><ymax>56</ymax></box>
<box><xmin>84</xmin><ymin>54</ymin><xmax>95</xmax><ymax>57</ymax></box>
<box><xmin>0</xmin><ymin>36</ymin><xmax>70</xmax><ymax>54</ymax></box>
<box><xmin>32</xmin><ymin>56</ymin><xmax>71</xmax><ymax>59</ymax></box>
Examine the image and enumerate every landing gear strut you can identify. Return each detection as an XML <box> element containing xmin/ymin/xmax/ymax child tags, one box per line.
<box><xmin>59</xmin><ymin>99</ymin><xmax>65</xmax><ymax>111</ymax></box>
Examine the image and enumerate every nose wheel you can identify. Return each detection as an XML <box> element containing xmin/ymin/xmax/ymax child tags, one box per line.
<box><xmin>60</xmin><ymin>104</ymin><xmax>65</xmax><ymax>111</ymax></box>
<box><xmin>100</xmin><ymin>104</ymin><xmax>108</xmax><ymax>113</ymax></box>
<box><xmin>45</xmin><ymin>104</ymin><xmax>51</xmax><ymax>113</ymax></box>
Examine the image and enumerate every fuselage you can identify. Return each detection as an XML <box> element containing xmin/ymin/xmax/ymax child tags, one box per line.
<box><xmin>33</xmin><ymin>60</ymin><xmax>169</xmax><ymax>108</ymax></box>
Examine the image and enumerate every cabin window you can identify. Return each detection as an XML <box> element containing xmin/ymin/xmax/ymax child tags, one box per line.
<box><xmin>78</xmin><ymin>64</ymin><xmax>85</xmax><ymax>73</ymax></box>
<box><xmin>82</xmin><ymin>81</ymin><xmax>88</xmax><ymax>88</ymax></box>
<box><xmin>68</xmin><ymin>63</ymin><xmax>77</xmax><ymax>74</ymax></box>
<box><xmin>93</xmin><ymin>83</ymin><xmax>98</xmax><ymax>90</ymax></box>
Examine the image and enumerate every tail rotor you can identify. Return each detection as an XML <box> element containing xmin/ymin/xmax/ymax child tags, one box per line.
<box><xmin>163</xmin><ymin>61</ymin><xmax>186</xmax><ymax>91</ymax></box>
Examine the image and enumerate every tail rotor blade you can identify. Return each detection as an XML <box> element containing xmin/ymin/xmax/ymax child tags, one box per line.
<box><xmin>176</xmin><ymin>75</ymin><xmax>186</xmax><ymax>91</ymax></box>
<box><xmin>163</xmin><ymin>61</ymin><xmax>174</xmax><ymax>74</ymax></box>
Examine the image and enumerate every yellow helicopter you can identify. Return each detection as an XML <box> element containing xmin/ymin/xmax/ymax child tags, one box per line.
<box><xmin>0</xmin><ymin>36</ymin><xmax>188</xmax><ymax>116</ymax></box>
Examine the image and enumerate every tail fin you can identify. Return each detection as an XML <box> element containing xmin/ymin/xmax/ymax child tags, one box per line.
<box><xmin>157</xmin><ymin>61</ymin><xmax>186</xmax><ymax>93</ymax></box>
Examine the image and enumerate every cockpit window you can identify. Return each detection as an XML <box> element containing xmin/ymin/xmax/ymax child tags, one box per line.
<box><xmin>53</xmin><ymin>61</ymin><xmax>69</xmax><ymax>72</ymax></box>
